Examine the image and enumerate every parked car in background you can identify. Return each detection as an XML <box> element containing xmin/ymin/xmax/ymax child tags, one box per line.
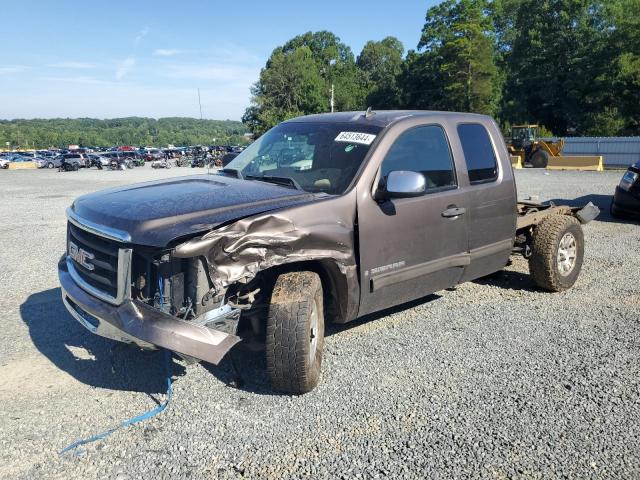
<box><xmin>611</xmin><ymin>162</ymin><xmax>640</xmax><ymax>218</ymax></box>
<box><xmin>142</xmin><ymin>149</ymin><xmax>163</xmax><ymax>162</ymax></box>
<box><xmin>62</xmin><ymin>153</ymin><xmax>89</xmax><ymax>168</ymax></box>
<box><xmin>122</xmin><ymin>151</ymin><xmax>145</xmax><ymax>166</ymax></box>
<box><xmin>8</xmin><ymin>155</ymin><xmax>35</xmax><ymax>163</ymax></box>
<box><xmin>58</xmin><ymin>153</ymin><xmax>89</xmax><ymax>171</ymax></box>
<box><xmin>41</xmin><ymin>156</ymin><xmax>64</xmax><ymax>169</ymax></box>
<box><xmin>87</xmin><ymin>154</ymin><xmax>109</xmax><ymax>169</ymax></box>
<box><xmin>14</xmin><ymin>151</ymin><xmax>37</xmax><ymax>159</ymax></box>
<box><xmin>103</xmin><ymin>151</ymin><xmax>134</xmax><ymax>170</ymax></box>
<box><xmin>151</xmin><ymin>158</ymin><xmax>172</xmax><ymax>169</ymax></box>
<box><xmin>34</xmin><ymin>157</ymin><xmax>54</xmax><ymax>168</ymax></box>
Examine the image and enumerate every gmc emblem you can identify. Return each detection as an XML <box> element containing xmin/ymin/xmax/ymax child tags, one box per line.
<box><xmin>69</xmin><ymin>240</ymin><xmax>95</xmax><ymax>271</ymax></box>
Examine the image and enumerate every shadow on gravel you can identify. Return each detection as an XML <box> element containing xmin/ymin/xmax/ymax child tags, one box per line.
<box><xmin>204</xmin><ymin>293</ymin><xmax>443</xmax><ymax>396</ymax></box>
<box><xmin>473</xmin><ymin>269</ymin><xmax>539</xmax><ymax>292</ymax></box>
<box><xmin>550</xmin><ymin>193</ymin><xmax>639</xmax><ymax>224</ymax></box>
<box><xmin>20</xmin><ymin>288</ymin><xmax>185</xmax><ymax>394</ymax></box>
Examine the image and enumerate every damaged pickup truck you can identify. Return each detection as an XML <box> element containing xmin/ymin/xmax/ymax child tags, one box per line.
<box><xmin>59</xmin><ymin>111</ymin><xmax>599</xmax><ymax>394</ymax></box>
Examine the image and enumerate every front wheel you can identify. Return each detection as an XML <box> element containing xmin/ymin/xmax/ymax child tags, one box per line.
<box><xmin>266</xmin><ymin>271</ymin><xmax>324</xmax><ymax>394</ymax></box>
<box><xmin>529</xmin><ymin>214</ymin><xmax>584</xmax><ymax>292</ymax></box>
<box><xmin>47</xmin><ymin>162</ymin><xmax>54</xmax><ymax>169</ymax></box>
<box><xmin>529</xmin><ymin>149</ymin><xmax>550</xmax><ymax>168</ymax></box>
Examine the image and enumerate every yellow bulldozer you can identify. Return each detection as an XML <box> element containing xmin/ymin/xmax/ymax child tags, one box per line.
<box><xmin>507</xmin><ymin>125</ymin><xmax>564</xmax><ymax>168</ymax></box>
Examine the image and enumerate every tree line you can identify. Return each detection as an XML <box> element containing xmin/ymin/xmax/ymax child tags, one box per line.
<box><xmin>0</xmin><ymin>117</ymin><xmax>249</xmax><ymax>149</ymax></box>
<box><xmin>243</xmin><ymin>0</ymin><xmax>640</xmax><ymax>137</ymax></box>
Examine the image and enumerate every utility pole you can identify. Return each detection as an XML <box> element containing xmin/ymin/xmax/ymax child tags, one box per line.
<box><xmin>197</xmin><ymin>88</ymin><xmax>203</xmax><ymax>120</ymax></box>
<box><xmin>330</xmin><ymin>83</ymin><xmax>335</xmax><ymax>113</ymax></box>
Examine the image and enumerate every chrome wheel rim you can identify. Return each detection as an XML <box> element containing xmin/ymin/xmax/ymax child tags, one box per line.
<box><xmin>309</xmin><ymin>300</ymin><xmax>319</xmax><ymax>363</ymax></box>
<box><xmin>557</xmin><ymin>232</ymin><xmax>577</xmax><ymax>276</ymax></box>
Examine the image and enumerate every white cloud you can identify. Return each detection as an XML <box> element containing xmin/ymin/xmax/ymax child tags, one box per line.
<box><xmin>115</xmin><ymin>57</ymin><xmax>136</xmax><ymax>80</ymax></box>
<box><xmin>154</xmin><ymin>49</ymin><xmax>181</xmax><ymax>57</ymax></box>
<box><xmin>0</xmin><ymin>66</ymin><xmax>26</xmax><ymax>74</ymax></box>
<box><xmin>49</xmin><ymin>61</ymin><xmax>96</xmax><ymax>69</ymax></box>
<box><xmin>135</xmin><ymin>27</ymin><xmax>149</xmax><ymax>44</ymax></box>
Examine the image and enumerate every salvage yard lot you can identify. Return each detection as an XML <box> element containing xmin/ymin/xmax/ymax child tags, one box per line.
<box><xmin>0</xmin><ymin>167</ymin><xmax>638</xmax><ymax>479</ymax></box>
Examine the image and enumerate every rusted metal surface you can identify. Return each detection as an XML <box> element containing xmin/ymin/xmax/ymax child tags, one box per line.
<box><xmin>516</xmin><ymin>201</ymin><xmax>598</xmax><ymax>230</ymax></box>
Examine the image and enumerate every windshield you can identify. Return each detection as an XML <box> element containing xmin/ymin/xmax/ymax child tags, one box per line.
<box><xmin>224</xmin><ymin>122</ymin><xmax>382</xmax><ymax>194</ymax></box>
<box><xmin>512</xmin><ymin>127</ymin><xmax>536</xmax><ymax>141</ymax></box>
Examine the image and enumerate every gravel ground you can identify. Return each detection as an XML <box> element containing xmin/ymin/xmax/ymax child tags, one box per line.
<box><xmin>0</xmin><ymin>166</ymin><xmax>638</xmax><ymax>479</ymax></box>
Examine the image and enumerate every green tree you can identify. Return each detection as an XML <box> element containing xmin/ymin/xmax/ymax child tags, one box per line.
<box><xmin>401</xmin><ymin>0</ymin><xmax>498</xmax><ymax>115</ymax></box>
<box><xmin>357</xmin><ymin>37</ymin><xmax>405</xmax><ymax>108</ymax></box>
<box><xmin>603</xmin><ymin>0</ymin><xmax>640</xmax><ymax>134</ymax></box>
<box><xmin>500</xmin><ymin>0</ymin><xmax>613</xmax><ymax>135</ymax></box>
<box><xmin>243</xmin><ymin>31</ymin><xmax>368</xmax><ymax>135</ymax></box>
<box><xmin>0</xmin><ymin>118</ymin><xmax>248</xmax><ymax>149</ymax></box>
<box><xmin>243</xmin><ymin>46</ymin><xmax>326</xmax><ymax>136</ymax></box>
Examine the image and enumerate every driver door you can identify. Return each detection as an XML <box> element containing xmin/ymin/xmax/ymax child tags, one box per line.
<box><xmin>357</xmin><ymin>124</ymin><xmax>469</xmax><ymax>315</ymax></box>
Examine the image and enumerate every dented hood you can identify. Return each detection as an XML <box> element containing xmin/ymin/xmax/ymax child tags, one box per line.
<box><xmin>69</xmin><ymin>174</ymin><xmax>319</xmax><ymax>246</ymax></box>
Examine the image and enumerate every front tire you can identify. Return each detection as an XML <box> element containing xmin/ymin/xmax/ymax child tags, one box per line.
<box><xmin>529</xmin><ymin>214</ymin><xmax>584</xmax><ymax>292</ymax></box>
<box><xmin>530</xmin><ymin>149</ymin><xmax>550</xmax><ymax>168</ymax></box>
<box><xmin>266</xmin><ymin>271</ymin><xmax>324</xmax><ymax>394</ymax></box>
<box><xmin>47</xmin><ymin>162</ymin><xmax>54</xmax><ymax>169</ymax></box>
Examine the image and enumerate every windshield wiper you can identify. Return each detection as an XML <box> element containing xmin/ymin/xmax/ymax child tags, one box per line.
<box><xmin>219</xmin><ymin>168</ymin><xmax>243</xmax><ymax>179</ymax></box>
<box><xmin>245</xmin><ymin>175</ymin><xmax>303</xmax><ymax>191</ymax></box>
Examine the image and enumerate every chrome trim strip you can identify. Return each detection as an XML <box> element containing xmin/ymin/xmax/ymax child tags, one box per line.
<box><xmin>66</xmin><ymin>207</ymin><xmax>132</xmax><ymax>243</ymax></box>
<box><xmin>469</xmin><ymin>238</ymin><xmax>514</xmax><ymax>261</ymax></box>
<box><xmin>370</xmin><ymin>253</ymin><xmax>470</xmax><ymax>292</ymax></box>
<box><xmin>61</xmin><ymin>291</ymin><xmax>153</xmax><ymax>347</ymax></box>
<box><xmin>66</xmin><ymin>248</ymin><xmax>132</xmax><ymax>305</ymax></box>
<box><xmin>62</xmin><ymin>294</ymin><xmax>98</xmax><ymax>334</ymax></box>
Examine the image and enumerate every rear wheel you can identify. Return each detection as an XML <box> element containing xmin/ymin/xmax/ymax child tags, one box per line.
<box><xmin>529</xmin><ymin>214</ymin><xmax>584</xmax><ymax>291</ymax></box>
<box><xmin>266</xmin><ymin>271</ymin><xmax>324</xmax><ymax>394</ymax></box>
<box><xmin>47</xmin><ymin>162</ymin><xmax>54</xmax><ymax>169</ymax></box>
<box><xmin>530</xmin><ymin>149</ymin><xmax>550</xmax><ymax>168</ymax></box>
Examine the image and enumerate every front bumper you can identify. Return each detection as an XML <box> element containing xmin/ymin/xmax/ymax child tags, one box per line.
<box><xmin>58</xmin><ymin>257</ymin><xmax>240</xmax><ymax>364</ymax></box>
<box><xmin>612</xmin><ymin>186</ymin><xmax>640</xmax><ymax>217</ymax></box>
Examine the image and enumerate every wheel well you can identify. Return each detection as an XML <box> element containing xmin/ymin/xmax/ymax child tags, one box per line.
<box><xmin>252</xmin><ymin>260</ymin><xmax>350</xmax><ymax>324</ymax></box>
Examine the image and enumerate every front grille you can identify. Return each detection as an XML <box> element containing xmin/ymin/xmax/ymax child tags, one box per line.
<box><xmin>67</xmin><ymin>222</ymin><xmax>131</xmax><ymax>303</ymax></box>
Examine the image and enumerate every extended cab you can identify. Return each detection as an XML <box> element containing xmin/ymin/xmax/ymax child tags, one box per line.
<box><xmin>58</xmin><ymin>111</ymin><xmax>599</xmax><ymax>393</ymax></box>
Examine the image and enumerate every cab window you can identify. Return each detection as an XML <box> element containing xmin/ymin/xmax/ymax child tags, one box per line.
<box><xmin>381</xmin><ymin>125</ymin><xmax>456</xmax><ymax>191</ymax></box>
<box><xmin>457</xmin><ymin>123</ymin><xmax>498</xmax><ymax>184</ymax></box>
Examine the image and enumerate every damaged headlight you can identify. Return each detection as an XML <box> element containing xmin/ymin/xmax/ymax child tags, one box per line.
<box><xmin>619</xmin><ymin>171</ymin><xmax>638</xmax><ymax>191</ymax></box>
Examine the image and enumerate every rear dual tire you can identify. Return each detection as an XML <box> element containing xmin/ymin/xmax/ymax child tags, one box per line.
<box><xmin>266</xmin><ymin>271</ymin><xmax>324</xmax><ymax>394</ymax></box>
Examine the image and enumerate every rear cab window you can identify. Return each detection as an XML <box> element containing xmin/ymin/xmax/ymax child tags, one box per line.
<box><xmin>457</xmin><ymin>123</ymin><xmax>498</xmax><ymax>184</ymax></box>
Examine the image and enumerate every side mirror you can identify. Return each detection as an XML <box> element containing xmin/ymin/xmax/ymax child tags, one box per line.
<box><xmin>378</xmin><ymin>170</ymin><xmax>426</xmax><ymax>199</ymax></box>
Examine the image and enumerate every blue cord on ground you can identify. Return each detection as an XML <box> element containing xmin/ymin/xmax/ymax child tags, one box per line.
<box><xmin>60</xmin><ymin>348</ymin><xmax>173</xmax><ymax>455</ymax></box>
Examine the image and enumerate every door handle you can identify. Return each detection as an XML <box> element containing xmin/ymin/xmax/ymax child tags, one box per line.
<box><xmin>442</xmin><ymin>206</ymin><xmax>466</xmax><ymax>218</ymax></box>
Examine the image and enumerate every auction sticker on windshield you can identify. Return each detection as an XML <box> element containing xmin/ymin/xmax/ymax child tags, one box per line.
<box><xmin>335</xmin><ymin>132</ymin><xmax>377</xmax><ymax>145</ymax></box>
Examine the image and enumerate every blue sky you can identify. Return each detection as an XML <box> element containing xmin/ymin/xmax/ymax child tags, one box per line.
<box><xmin>0</xmin><ymin>0</ymin><xmax>437</xmax><ymax>120</ymax></box>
